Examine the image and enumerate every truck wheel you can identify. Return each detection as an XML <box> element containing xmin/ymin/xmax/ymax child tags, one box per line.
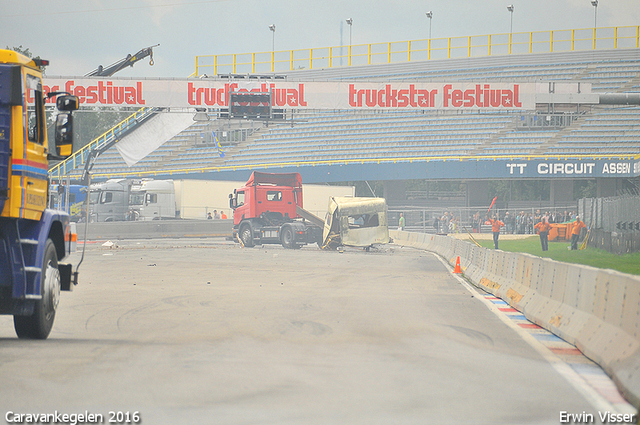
<box><xmin>240</xmin><ymin>224</ymin><xmax>254</xmax><ymax>248</ymax></box>
<box><xmin>14</xmin><ymin>239</ymin><xmax>60</xmax><ymax>339</ymax></box>
<box><xmin>282</xmin><ymin>227</ymin><xmax>294</xmax><ymax>249</ymax></box>
<box><xmin>281</xmin><ymin>227</ymin><xmax>301</xmax><ymax>249</ymax></box>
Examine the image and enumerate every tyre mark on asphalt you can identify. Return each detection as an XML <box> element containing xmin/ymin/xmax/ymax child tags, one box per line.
<box><xmin>85</xmin><ymin>306</ymin><xmax>119</xmax><ymax>331</ymax></box>
<box><xmin>116</xmin><ymin>302</ymin><xmax>162</xmax><ymax>331</ymax></box>
<box><xmin>290</xmin><ymin>320</ymin><xmax>333</xmax><ymax>336</ymax></box>
<box><xmin>444</xmin><ymin>324</ymin><xmax>495</xmax><ymax>346</ymax></box>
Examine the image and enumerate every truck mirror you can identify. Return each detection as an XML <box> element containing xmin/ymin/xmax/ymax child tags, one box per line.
<box><xmin>229</xmin><ymin>197</ymin><xmax>236</xmax><ymax>209</ymax></box>
<box><xmin>55</xmin><ymin>113</ymin><xmax>73</xmax><ymax>158</ymax></box>
<box><xmin>56</xmin><ymin>95</ymin><xmax>79</xmax><ymax>111</ymax></box>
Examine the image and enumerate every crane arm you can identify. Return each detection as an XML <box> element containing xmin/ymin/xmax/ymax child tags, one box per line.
<box><xmin>85</xmin><ymin>44</ymin><xmax>159</xmax><ymax>77</ymax></box>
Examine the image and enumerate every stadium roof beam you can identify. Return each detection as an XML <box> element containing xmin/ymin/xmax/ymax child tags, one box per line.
<box><xmin>599</xmin><ymin>93</ymin><xmax>640</xmax><ymax>105</ymax></box>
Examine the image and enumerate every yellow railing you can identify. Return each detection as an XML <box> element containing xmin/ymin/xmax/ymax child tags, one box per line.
<box><xmin>195</xmin><ymin>25</ymin><xmax>640</xmax><ymax>76</ymax></box>
<box><xmin>48</xmin><ymin>107</ymin><xmax>154</xmax><ymax>178</ymax></box>
<box><xmin>89</xmin><ymin>152</ymin><xmax>640</xmax><ymax>180</ymax></box>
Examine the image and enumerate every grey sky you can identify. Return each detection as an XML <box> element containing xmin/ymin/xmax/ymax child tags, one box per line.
<box><xmin>2</xmin><ymin>0</ymin><xmax>639</xmax><ymax>78</ymax></box>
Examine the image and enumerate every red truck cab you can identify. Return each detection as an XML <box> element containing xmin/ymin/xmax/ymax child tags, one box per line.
<box><xmin>232</xmin><ymin>172</ymin><xmax>302</xmax><ymax>226</ymax></box>
<box><xmin>230</xmin><ymin>172</ymin><xmax>321</xmax><ymax>248</ymax></box>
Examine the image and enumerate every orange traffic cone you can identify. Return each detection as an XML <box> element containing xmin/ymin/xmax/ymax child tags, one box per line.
<box><xmin>453</xmin><ymin>256</ymin><xmax>462</xmax><ymax>274</ymax></box>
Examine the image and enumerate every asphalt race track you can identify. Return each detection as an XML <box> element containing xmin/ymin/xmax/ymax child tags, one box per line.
<box><xmin>0</xmin><ymin>239</ymin><xmax>635</xmax><ymax>425</ymax></box>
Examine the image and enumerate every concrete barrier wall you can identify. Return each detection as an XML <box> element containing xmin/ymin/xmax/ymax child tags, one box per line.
<box><xmin>390</xmin><ymin>229</ymin><xmax>640</xmax><ymax>409</ymax></box>
<box><xmin>79</xmin><ymin>219</ymin><xmax>233</xmax><ymax>240</ymax></box>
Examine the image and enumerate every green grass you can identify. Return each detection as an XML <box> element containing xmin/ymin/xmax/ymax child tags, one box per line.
<box><xmin>475</xmin><ymin>236</ymin><xmax>640</xmax><ymax>276</ymax></box>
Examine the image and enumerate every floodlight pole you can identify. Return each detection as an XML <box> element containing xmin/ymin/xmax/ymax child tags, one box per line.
<box><xmin>591</xmin><ymin>0</ymin><xmax>598</xmax><ymax>49</ymax></box>
<box><xmin>269</xmin><ymin>24</ymin><xmax>276</xmax><ymax>52</ymax></box>
<box><xmin>346</xmin><ymin>18</ymin><xmax>353</xmax><ymax>66</ymax></box>
<box><xmin>269</xmin><ymin>24</ymin><xmax>276</xmax><ymax>72</ymax></box>
<box><xmin>507</xmin><ymin>5</ymin><xmax>514</xmax><ymax>54</ymax></box>
<box><xmin>426</xmin><ymin>11</ymin><xmax>433</xmax><ymax>40</ymax></box>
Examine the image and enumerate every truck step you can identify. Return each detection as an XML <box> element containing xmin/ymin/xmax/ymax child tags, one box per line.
<box><xmin>23</xmin><ymin>266</ymin><xmax>41</xmax><ymax>273</ymax></box>
<box><xmin>19</xmin><ymin>238</ymin><xmax>39</xmax><ymax>245</ymax></box>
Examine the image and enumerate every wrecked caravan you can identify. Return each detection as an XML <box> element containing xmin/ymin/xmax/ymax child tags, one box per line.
<box><xmin>322</xmin><ymin>197</ymin><xmax>389</xmax><ymax>250</ymax></box>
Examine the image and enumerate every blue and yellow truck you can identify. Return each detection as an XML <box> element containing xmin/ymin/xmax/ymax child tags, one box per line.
<box><xmin>0</xmin><ymin>49</ymin><xmax>80</xmax><ymax>339</ymax></box>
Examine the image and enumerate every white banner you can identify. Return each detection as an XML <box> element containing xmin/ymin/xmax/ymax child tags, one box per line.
<box><xmin>43</xmin><ymin>78</ymin><xmax>537</xmax><ymax>110</ymax></box>
<box><xmin>115</xmin><ymin>113</ymin><xmax>193</xmax><ymax>166</ymax></box>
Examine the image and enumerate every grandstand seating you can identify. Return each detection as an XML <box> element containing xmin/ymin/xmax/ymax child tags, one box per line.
<box><xmin>74</xmin><ymin>48</ymin><xmax>639</xmax><ymax>179</ymax></box>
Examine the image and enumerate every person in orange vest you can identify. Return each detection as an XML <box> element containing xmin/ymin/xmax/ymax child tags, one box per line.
<box><xmin>220</xmin><ymin>210</ymin><xmax>228</xmax><ymax>219</ymax></box>
<box><xmin>570</xmin><ymin>215</ymin><xmax>587</xmax><ymax>250</ymax></box>
<box><xmin>488</xmin><ymin>215</ymin><xmax>505</xmax><ymax>250</ymax></box>
<box><xmin>534</xmin><ymin>215</ymin><xmax>551</xmax><ymax>252</ymax></box>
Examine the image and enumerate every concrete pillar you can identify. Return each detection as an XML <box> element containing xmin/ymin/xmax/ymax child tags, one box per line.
<box><xmin>466</xmin><ymin>180</ymin><xmax>490</xmax><ymax>207</ymax></box>
<box><xmin>596</xmin><ymin>178</ymin><xmax>619</xmax><ymax>198</ymax></box>
<box><xmin>550</xmin><ymin>179</ymin><xmax>573</xmax><ymax>206</ymax></box>
<box><xmin>383</xmin><ymin>180</ymin><xmax>406</xmax><ymax>203</ymax></box>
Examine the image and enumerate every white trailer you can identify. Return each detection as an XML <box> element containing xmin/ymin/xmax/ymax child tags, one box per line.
<box><xmin>174</xmin><ymin>180</ymin><xmax>354</xmax><ymax>219</ymax></box>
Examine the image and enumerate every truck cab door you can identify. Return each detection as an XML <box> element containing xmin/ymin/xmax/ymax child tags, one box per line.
<box><xmin>232</xmin><ymin>190</ymin><xmax>247</xmax><ymax>224</ymax></box>
<box><xmin>144</xmin><ymin>192</ymin><xmax>159</xmax><ymax>219</ymax></box>
<box><xmin>9</xmin><ymin>71</ymin><xmax>48</xmax><ymax>220</ymax></box>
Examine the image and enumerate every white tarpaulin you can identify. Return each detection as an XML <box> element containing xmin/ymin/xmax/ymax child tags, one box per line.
<box><xmin>115</xmin><ymin>113</ymin><xmax>194</xmax><ymax>167</ymax></box>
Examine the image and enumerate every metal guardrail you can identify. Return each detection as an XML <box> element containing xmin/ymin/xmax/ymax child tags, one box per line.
<box><xmin>579</xmin><ymin>195</ymin><xmax>640</xmax><ymax>232</ymax></box>
<box><xmin>194</xmin><ymin>25</ymin><xmax>640</xmax><ymax>76</ymax></box>
<box><xmin>48</xmin><ymin>107</ymin><xmax>157</xmax><ymax>180</ymax></box>
<box><xmin>389</xmin><ymin>206</ymin><xmax>580</xmax><ymax>234</ymax></box>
